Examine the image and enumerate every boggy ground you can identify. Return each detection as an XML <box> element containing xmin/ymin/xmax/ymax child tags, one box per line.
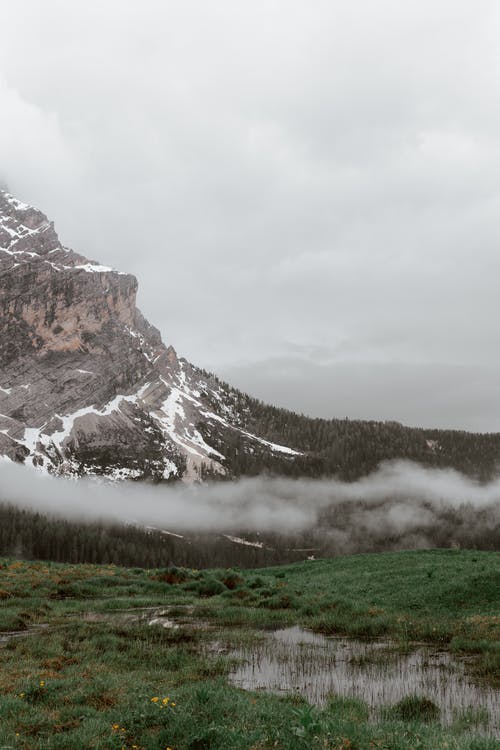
<box><xmin>0</xmin><ymin>549</ymin><xmax>498</xmax><ymax>749</ymax></box>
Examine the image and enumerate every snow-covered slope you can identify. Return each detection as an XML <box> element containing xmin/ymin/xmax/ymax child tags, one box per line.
<box><xmin>0</xmin><ymin>190</ymin><xmax>299</xmax><ymax>481</ymax></box>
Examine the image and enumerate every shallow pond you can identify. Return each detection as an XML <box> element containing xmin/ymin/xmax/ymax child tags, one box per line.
<box><xmin>226</xmin><ymin>626</ymin><xmax>499</xmax><ymax>735</ymax></box>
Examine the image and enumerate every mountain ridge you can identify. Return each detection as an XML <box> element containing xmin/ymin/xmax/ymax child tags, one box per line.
<box><xmin>1</xmin><ymin>189</ymin><xmax>500</xmax><ymax>483</ymax></box>
<box><xmin>0</xmin><ymin>189</ymin><xmax>299</xmax><ymax>481</ymax></box>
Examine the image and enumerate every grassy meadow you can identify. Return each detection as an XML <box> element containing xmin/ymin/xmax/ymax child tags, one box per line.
<box><xmin>0</xmin><ymin>549</ymin><xmax>498</xmax><ymax>749</ymax></box>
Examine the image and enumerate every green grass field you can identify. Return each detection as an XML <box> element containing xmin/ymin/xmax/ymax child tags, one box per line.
<box><xmin>0</xmin><ymin>549</ymin><xmax>498</xmax><ymax>749</ymax></box>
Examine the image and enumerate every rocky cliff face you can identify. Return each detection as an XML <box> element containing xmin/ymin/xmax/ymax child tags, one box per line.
<box><xmin>0</xmin><ymin>190</ymin><xmax>299</xmax><ymax>481</ymax></box>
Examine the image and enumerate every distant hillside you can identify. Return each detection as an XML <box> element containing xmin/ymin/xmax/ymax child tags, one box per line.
<box><xmin>200</xmin><ymin>377</ymin><xmax>500</xmax><ymax>481</ymax></box>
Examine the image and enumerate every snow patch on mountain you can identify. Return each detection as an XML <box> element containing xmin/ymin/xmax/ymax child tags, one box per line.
<box><xmin>0</xmin><ymin>188</ymin><xmax>302</xmax><ymax>482</ymax></box>
<box><xmin>223</xmin><ymin>535</ymin><xmax>264</xmax><ymax>548</ymax></box>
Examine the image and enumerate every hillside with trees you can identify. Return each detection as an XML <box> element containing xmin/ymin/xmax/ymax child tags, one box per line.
<box><xmin>200</xmin><ymin>377</ymin><xmax>500</xmax><ymax>482</ymax></box>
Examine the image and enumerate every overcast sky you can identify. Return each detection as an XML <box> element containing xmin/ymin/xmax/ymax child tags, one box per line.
<box><xmin>1</xmin><ymin>1</ymin><xmax>500</xmax><ymax>431</ymax></box>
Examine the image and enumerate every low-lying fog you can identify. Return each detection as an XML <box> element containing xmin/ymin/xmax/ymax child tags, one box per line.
<box><xmin>0</xmin><ymin>460</ymin><xmax>498</xmax><ymax>553</ymax></box>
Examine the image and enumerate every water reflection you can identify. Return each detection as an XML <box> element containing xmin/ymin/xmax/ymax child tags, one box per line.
<box><xmin>228</xmin><ymin>626</ymin><xmax>499</xmax><ymax>735</ymax></box>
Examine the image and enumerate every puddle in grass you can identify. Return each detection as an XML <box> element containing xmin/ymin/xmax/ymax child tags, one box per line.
<box><xmin>226</xmin><ymin>626</ymin><xmax>499</xmax><ymax>736</ymax></box>
<box><xmin>83</xmin><ymin>606</ymin><xmax>209</xmax><ymax>631</ymax></box>
<box><xmin>0</xmin><ymin>623</ymin><xmax>50</xmax><ymax>646</ymax></box>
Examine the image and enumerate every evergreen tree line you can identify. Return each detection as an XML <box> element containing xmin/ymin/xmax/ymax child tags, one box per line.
<box><xmin>201</xmin><ymin>378</ymin><xmax>500</xmax><ymax>482</ymax></box>
<box><xmin>0</xmin><ymin>504</ymin><xmax>313</xmax><ymax>568</ymax></box>
<box><xmin>0</xmin><ymin>499</ymin><xmax>497</xmax><ymax>570</ymax></box>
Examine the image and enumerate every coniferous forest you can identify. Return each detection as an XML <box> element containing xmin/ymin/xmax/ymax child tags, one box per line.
<box><xmin>1</xmin><ymin>499</ymin><xmax>497</xmax><ymax>570</ymax></box>
<box><xmin>198</xmin><ymin>377</ymin><xmax>500</xmax><ymax>482</ymax></box>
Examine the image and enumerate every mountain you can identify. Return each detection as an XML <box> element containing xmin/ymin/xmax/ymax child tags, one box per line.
<box><xmin>1</xmin><ymin>188</ymin><xmax>500</xmax><ymax>483</ymax></box>
<box><xmin>0</xmin><ymin>189</ymin><xmax>302</xmax><ymax>481</ymax></box>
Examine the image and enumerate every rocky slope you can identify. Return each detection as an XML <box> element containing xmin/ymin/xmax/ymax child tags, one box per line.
<box><xmin>3</xmin><ymin>189</ymin><xmax>500</xmax><ymax>485</ymax></box>
<box><xmin>0</xmin><ymin>190</ymin><xmax>300</xmax><ymax>481</ymax></box>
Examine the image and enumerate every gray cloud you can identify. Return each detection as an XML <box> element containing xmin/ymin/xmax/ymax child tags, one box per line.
<box><xmin>1</xmin><ymin>2</ymin><xmax>500</xmax><ymax>429</ymax></box>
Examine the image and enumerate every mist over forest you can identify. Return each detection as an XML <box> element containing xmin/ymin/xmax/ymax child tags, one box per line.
<box><xmin>1</xmin><ymin>460</ymin><xmax>498</xmax><ymax>568</ymax></box>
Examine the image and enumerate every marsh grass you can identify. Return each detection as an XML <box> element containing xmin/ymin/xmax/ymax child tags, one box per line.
<box><xmin>453</xmin><ymin>706</ymin><xmax>491</xmax><ymax>732</ymax></box>
<box><xmin>0</xmin><ymin>549</ymin><xmax>498</xmax><ymax>748</ymax></box>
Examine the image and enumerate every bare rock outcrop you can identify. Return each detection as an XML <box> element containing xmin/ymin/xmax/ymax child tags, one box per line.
<box><xmin>0</xmin><ymin>190</ymin><xmax>299</xmax><ymax>481</ymax></box>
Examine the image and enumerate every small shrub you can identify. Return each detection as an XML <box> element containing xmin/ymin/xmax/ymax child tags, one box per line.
<box><xmin>219</xmin><ymin>572</ymin><xmax>243</xmax><ymax>590</ymax></box>
<box><xmin>155</xmin><ymin>567</ymin><xmax>188</xmax><ymax>585</ymax></box>
<box><xmin>389</xmin><ymin>695</ymin><xmax>439</xmax><ymax>722</ymax></box>
<box><xmin>258</xmin><ymin>593</ymin><xmax>297</xmax><ymax>609</ymax></box>
<box><xmin>197</xmin><ymin>578</ymin><xmax>225</xmax><ymax>597</ymax></box>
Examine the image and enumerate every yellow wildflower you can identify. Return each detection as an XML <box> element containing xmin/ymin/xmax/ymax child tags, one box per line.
<box><xmin>151</xmin><ymin>696</ymin><xmax>159</xmax><ymax>703</ymax></box>
<box><xmin>162</xmin><ymin>697</ymin><xmax>170</xmax><ymax>705</ymax></box>
<box><xmin>39</xmin><ymin>680</ymin><xmax>45</xmax><ymax>687</ymax></box>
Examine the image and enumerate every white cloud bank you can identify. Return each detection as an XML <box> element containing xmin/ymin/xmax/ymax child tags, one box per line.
<box><xmin>0</xmin><ymin>461</ymin><xmax>498</xmax><ymax>554</ymax></box>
